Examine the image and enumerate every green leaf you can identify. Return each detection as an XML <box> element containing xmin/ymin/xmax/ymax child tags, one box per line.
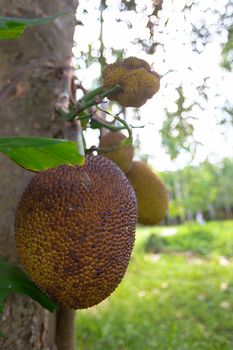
<box><xmin>0</xmin><ymin>260</ymin><xmax>59</xmax><ymax>316</ymax></box>
<box><xmin>0</xmin><ymin>24</ymin><xmax>26</xmax><ymax>40</ymax></box>
<box><xmin>0</xmin><ymin>13</ymin><xmax>71</xmax><ymax>40</ymax></box>
<box><xmin>0</xmin><ymin>137</ymin><xmax>85</xmax><ymax>171</ymax></box>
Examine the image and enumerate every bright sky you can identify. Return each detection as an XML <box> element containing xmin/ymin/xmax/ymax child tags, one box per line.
<box><xmin>72</xmin><ymin>0</ymin><xmax>233</xmax><ymax>171</ymax></box>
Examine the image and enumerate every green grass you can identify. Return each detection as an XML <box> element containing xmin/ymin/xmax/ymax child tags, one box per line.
<box><xmin>76</xmin><ymin>221</ymin><xmax>233</xmax><ymax>350</ymax></box>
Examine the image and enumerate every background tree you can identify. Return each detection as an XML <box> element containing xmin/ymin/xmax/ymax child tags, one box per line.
<box><xmin>160</xmin><ymin>159</ymin><xmax>233</xmax><ymax>223</ymax></box>
<box><xmin>72</xmin><ymin>0</ymin><xmax>233</xmax><ymax>170</ymax></box>
<box><xmin>216</xmin><ymin>158</ymin><xmax>233</xmax><ymax>219</ymax></box>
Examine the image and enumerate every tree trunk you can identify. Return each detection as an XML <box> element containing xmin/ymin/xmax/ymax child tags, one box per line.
<box><xmin>0</xmin><ymin>1</ymin><xmax>77</xmax><ymax>349</ymax></box>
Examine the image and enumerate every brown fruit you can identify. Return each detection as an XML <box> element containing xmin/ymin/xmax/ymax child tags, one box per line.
<box><xmin>99</xmin><ymin>131</ymin><xmax>134</xmax><ymax>174</ymax></box>
<box><xmin>127</xmin><ymin>161</ymin><xmax>168</xmax><ymax>225</ymax></box>
<box><xmin>15</xmin><ymin>155</ymin><xmax>137</xmax><ymax>309</ymax></box>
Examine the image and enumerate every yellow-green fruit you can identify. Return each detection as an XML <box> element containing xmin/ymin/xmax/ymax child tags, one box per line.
<box><xmin>127</xmin><ymin>161</ymin><xmax>168</xmax><ymax>225</ymax></box>
<box><xmin>15</xmin><ymin>155</ymin><xmax>137</xmax><ymax>309</ymax></box>
<box><xmin>99</xmin><ymin>131</ymin><xmax>134</xmax><ymax>174</ymax></box>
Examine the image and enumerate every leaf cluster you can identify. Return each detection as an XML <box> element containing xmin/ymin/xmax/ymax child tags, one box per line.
<box><xmin>161</xmin><ymin>158</ymin><xmax>233</xmax><ymax>218</ymax></box>
<box><xmin>160</xmin><ymin>87</ymin><xmax>196</xmax><ymax>160</ymax></box>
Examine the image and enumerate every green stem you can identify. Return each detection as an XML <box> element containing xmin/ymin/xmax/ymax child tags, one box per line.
<box><xmin>113</xmin><ymin>114</ymin><xmax>133</xmax><ymax>144</ymax></box>
<box><xmin>81</xmin><ymin>86</ymin><xmax>105</xmax><ymax>102</ymax></box>
<box><xmin>91</xmin><ymin>116</ymin><xmax>125</xmax><ymax>131</ymax></box>
<box><xmin>100</xmin><ymin>84</ymin><xmax>121</xmax><ymax>99</ymax></box>
<box><xmin>66</xmin><ymin>85</ymin><xmax>121</xmax><ymax>121</ymax></box>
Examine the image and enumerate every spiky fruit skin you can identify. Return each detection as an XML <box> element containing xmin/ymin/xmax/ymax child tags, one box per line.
<box><xmin>103</xmin><ymin>57</ymin><xmax>160</xmax><ymax>107</ymax></box>
<box><xmin>15</xmin><ymin>155</ymin><xmax>137</xmax><ymax>309</ymax></box>
<box><xmin>99</xmin><ymin>132</ymin><xmax>134</xmax><ymax>174</ymax></box>
<box><xmin>127</xmin><ymin>161</ymin><xmax>168</xmax><ymax>225</ymax></box>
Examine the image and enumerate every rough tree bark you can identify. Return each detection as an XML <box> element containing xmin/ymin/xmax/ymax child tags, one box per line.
<box><xmin>0</xmin><ymin>1</ymin><xmax>77</xmax><ymax>349</ymax></box>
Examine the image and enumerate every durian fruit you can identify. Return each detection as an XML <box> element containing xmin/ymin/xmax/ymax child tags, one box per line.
<box><xmin>127</xmin><ymin>161</ymin><xmax>168</xmax><ymax>225</ymax></box>
<box><xmin>15</xmin><ymin>155</ymin><xmax>137</xmax><ymax>309</ymax></box>
<box><xmin>99</xmin><ymin>131</ymin><xmax>134</xmax><ymax>174</ymax></box>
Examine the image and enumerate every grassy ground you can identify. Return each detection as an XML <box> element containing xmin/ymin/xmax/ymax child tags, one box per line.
<box><xmin>76</xmin><ymin>221</ymin><xmax>233</xmax><ymax>350</ymax></box>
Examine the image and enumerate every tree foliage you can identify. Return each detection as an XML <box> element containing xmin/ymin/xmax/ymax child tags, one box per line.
<box><xmin>161</xmin><ymin>158</ymin><xmax>233</xmax><ymax>221</ymax></box>
<box><xmin>74</xmin><ymin>0</ymin><xmax>233</xmax><ymax>164</ymax></box>
<box><xmin>161</xmin><ymin>87</ymin><xmax>196</xmax><ymax>160</ymax></box>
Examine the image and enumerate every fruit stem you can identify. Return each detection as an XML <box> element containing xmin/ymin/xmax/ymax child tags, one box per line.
<box><xmin>56</xmin><ymin>307</ymin><xmax>76</xmax><ymax>350</ymax></box>
<box><xmin>65</xmin><ymin>84</ymin><xmax>122</xmax><ymax>121</ymax></box>
<box><xmin>113</xmin><ymin>114</ymin><xmax>133</xmax><ymax>145</ymax></box>
<box><xmin>91</xmin><ymin>115</ymin><xmax>125</xmax><ymax>131</ymax></box>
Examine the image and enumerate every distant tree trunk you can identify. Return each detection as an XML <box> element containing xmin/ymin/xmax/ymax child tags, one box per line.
<box><xmin>186</xmin><ymin>210</ymin><xmax>193</xmax><ymax>221</ymax></box>
<box><xmin>0</xmin><ymin>1</ymin><xmax>76</xmax><ymax>349</ymax></box>
<box><xmin>225</xmin><ymin>205</ymin><xmax>233</xmax><ymax>220</ymax></box>
<box><xmin>208</xmin><ymin>204</ymin><xmax>216</xmax><ymax>221</ymax></box>
<box><xmin>176</xmin><ymin>215</ymin><xmax>182</xmax><ymax>225</ymax></box>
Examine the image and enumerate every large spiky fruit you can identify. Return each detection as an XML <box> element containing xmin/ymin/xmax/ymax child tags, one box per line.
<box><xmin>15</xmin><ymin>155</ymin><xmax>137</xmax><ymax>309</ymax></box>
<box><xmin>127</xmin><ymin>161</ymin><xmax>168</xmax><ymax>225</ymax></box>
<box><xmin>99</xmin><ymin>131</ymin><xmax>134</xmax><ymax>174</ymax></box>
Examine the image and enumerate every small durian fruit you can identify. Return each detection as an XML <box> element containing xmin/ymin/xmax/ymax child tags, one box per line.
<box><xmin>127</xmin><ymin>161</ymin><xmax>168</xmax><ymax>225</ymax></box>
<box><xmin>99</xmin><ymin>131</ymin><xmax>134</xmax><ymax>174</ymax></box>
